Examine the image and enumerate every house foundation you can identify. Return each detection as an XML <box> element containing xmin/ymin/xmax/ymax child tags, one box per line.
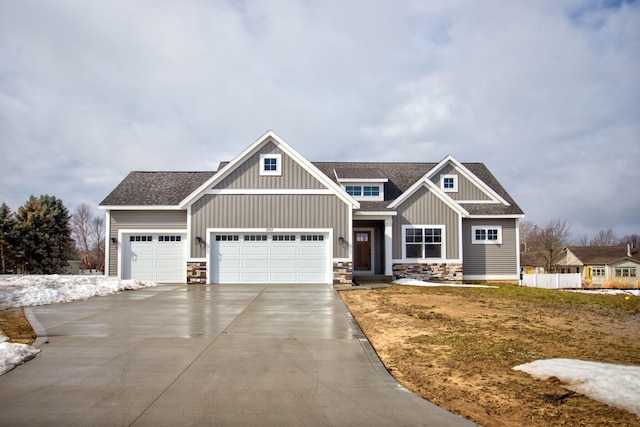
<box><xmin>393</xmin><ymin>263</ymin><xmax>463</xmax><ymax>283</ymax></box>
<box><xmin>187</xmin><ymin>262</ymin><xmax>207</xmax><ymax>284</ymax></box>
<box><xmin>333</xmin><ymin>261</ymin><xmax>353</xmax><ymax>285</ymax></box>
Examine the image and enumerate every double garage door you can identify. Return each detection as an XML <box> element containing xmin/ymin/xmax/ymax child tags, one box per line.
<box><xmin>211</xmin><ymin>232</ymin><xmax>329</xmax><ymax>284</ymax></box>
<box><xmin>123</xmin><ymin>234</ymin><xmax>186</xmax><ymax>283</ymax></box>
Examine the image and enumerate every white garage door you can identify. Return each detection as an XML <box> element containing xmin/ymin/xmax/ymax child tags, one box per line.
<box><xmin>123</xmin><ymin>234</ymin><xmax>186</xmax><ymax>283</ymax></box>
<box><xmin>210</xmin><ymin>233</ymin><xmax>329</xmax><ymax>284</ymax></box>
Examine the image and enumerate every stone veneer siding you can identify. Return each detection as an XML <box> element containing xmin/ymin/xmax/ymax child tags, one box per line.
<box><xmin>393</xmin><ymin>263</ymin><xmax>463</xmax><ymax>283</ymax></box>
<box><xmin>333</xmin><ymin>261</ymin><xmax>353</xmax><ymax>285</ymax></box>
<box><xmin>187</xmin><ymin>262</ymin><xmax>207</xmax><ymax>284</ymax></box>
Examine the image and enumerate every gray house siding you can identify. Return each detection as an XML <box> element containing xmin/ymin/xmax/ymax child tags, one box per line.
<box><xmin>462</xmin><ymin>218</ymin><xmax>518</xmax><ymax>276</ymax></box>
<box><xmin>431</xmin><ymin>164</ymin><xmax>492</xmax><ymax>201</ymax></box>
<box><xmin>190</xmin><ymin>194</ymin><xmax>350</xmax><ymax>258</ymax></box>
<box><xmin>216</xmin><ymin>141</ymin><xmax>325</xmax><ymax>190</ymax></box>
<box><xmin>108</xmin><ymin>210</ymin><xmax>188</xmax><ymax>276</ymax></box>
<box><xmin>393</xmin><ymin>186</ymin><xmax>460</xmax><ymax>259</ymax></box>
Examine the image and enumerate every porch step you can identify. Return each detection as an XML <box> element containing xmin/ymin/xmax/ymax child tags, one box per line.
<box><xmin>352</xmin><ymin>275</ymin><xmax>393</xmax><ymax>285</ymax></box>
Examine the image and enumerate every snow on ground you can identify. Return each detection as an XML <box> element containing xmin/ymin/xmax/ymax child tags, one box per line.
<box><xmin>514</xmin><ymin>359</ymin><xmax>640</xmax><ymax>417</ymax></box>
<box><xmin>0</xmin><ymin>275</ymin><xmax>157</xmax><ymax>375</ymax></box>
<box><xmin>395</xmin><ymin>278</ymin><xmax>640</xmax><ymax>416</ymax></box>
<box><xmin>567</xmin><ymin>289</ymin><xmax>640</xmax><ymax>296</ymax></box>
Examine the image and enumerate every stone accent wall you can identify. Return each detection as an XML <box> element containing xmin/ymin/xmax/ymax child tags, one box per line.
<box><xmin>187</xmin><ymin>262</ymin><xmax>207</xmax><ymax>284</ymax></box>
<box><xmin>393</xmin><ymin>263</ymin><xmax>463</xmax><ymax>283</ymax></box>
<box><xmin>333</xmin><ymin>261</ymin><xmax>353</xmax><ymax>285</ymax></box>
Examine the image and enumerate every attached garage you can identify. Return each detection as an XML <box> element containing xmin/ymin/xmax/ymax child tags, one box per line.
<box><xmin>210</xmin><ymin>232</ymin><xmax>330</xmax><ymax>284</ymax></box>
<box><xmin>122</xmin><ymin>234</ymin><xmax>187</xmax><ymax>283</ymax></box>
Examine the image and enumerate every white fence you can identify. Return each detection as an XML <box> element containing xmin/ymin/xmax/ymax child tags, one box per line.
<box><xmin>522</xmin><ymin>273</ymin><xmax>581</xmax><ymax>289</ymax></box>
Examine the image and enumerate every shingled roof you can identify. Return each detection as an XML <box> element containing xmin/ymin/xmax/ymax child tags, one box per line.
<box><xmin>313</xmin><ymin>162</ymin><xmax>523</xmax><ymax>215</ymax></box>
<box><xmin>100</xmin><ymin>171</ymin><xmax>216</xmax><ymax>206</ymax></box>
<box><xmin>565</xmin><ymin>246</ymin><xmax>640</xmax><ymax>264</ymax></box>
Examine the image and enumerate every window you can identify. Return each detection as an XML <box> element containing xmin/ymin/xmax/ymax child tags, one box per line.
<box><xmin>472</xmin><ymin>226</ymin><xmax>502</xmax><ymax>244</ymax></box>
<box><xmin>363</xmin><ymin>186</ymin><xmax>380</xmax><ymax>197</ymax></box>
<box><xmin>215</xmin><ymin>235</ymin><xmax>239</xmax><ymax>241</ymax></box>
<box><xmin>301</xmin><ymin>235</ymin><xmax>324</xmax><ymax>241</ymax></box>
<box><xmin>130</xmin><ymin>235</ymin><xmax>152</xmax><ymax>242</ymax></box>
<box><xmin>245</xmin><ymin>235</ymin><xmax>267</xmax><ymax>241</ymax></box>
<box><xmin>441</xmin><ymin>174</ymin><xmax>458</xmax><ymax>192</ymax></box>
<box><xmin>591</xmin><ymin>267</ymin><xmax>605</xmax><ymax>277</ymax></box>
<box><xmin>259</xmin><ymin>154</ymin><xmax>282</xmax><ymax>176</ymax></box>
<box><xmin>273</xmin><ymin>235</ymin><xmax>295</xmax><ymax>241</ymax></box>
<box><xmin>346</xmin><ymin>186</ymin><xmax>361</xmax><ymax>196</ymax></box>
<box><xmin>615</xmin><ymin>267</ymin><xmax>636</xmax><ymax>278</ymax></box>
<box><xmin>404</xmin><ymin>226</ymin><xmax>444</xmax><ymax>259</ymax></box>
<box><xmin>158</xmin><ymin>235</ymin><xmax>181</xmax><ymax>242</ymax></box>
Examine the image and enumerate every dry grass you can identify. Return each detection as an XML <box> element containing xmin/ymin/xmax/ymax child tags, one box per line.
<box><xmin>0</xmin><ymin>309</ymin><xmax>37</xmax><ymax>345</ymax></box>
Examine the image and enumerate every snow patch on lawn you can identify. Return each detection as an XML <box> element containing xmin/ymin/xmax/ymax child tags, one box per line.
<box><xmin>0</xmin><ymin>275</ymin><xmax>157</xmax><ymax>375</ymax></box>
<box><xmin>514</xmin><ymin>359</ymin><xmax>640</xmax><ymax>417</ymax></box>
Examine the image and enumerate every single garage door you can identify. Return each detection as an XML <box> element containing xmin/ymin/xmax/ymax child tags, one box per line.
<box><xmin>210</xmin><ymin>232</ymin><xmax>329</xmax><ymax>284</ymax></box>
<box><xmin>123</xmin><ymin>234</ymin><xmax>186</xmax><ymax>283</ymax></box>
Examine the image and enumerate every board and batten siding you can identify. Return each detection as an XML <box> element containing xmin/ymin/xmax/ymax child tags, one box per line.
<box><xmin>431</xmin><ymin>164</ymin><xmax>492</xmax><ymax>201</ymax></box>
<box><xmin>393</xmin><ymin>186</ymin><xmax>460</xmax><ymax>259</ymax></box>
<box><xmin>108</xmin><ymin>210</ymin><xmax>188</xmax><ymax>277</ymax></box>
<box><xmin>462</xmin><ymin>218</ymin><xmax>518</xmax><ymax>276</ymax></box>
<box><xmin>191</xmin><ymin>194</ymin><xmax>350</xmax><ymax>258</ymax></box>
<box><xmin>216</xmin><ymin>141</ymin><xmax>325</xmax><ymax>190</ymax></box>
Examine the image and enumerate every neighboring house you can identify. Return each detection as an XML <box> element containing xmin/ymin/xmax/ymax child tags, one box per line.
<box><xmin>553</xmin><ymin>245</ymin><xmax>640</xmax><ymax>288</ymax></box>
<box><xmin>520</xmin><ymin>252</ymin><xmax>548</xmax><ymax>274</ymax></box>
<box><xmin>99</xmin><ymin>131</ymin><xmax>524</xmax><ymax>285</ymax></box>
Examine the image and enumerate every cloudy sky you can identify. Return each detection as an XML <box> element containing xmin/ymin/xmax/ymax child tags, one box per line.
<box><xmin>1</xmin><ymin>0</ymin><xmax>638</xmax><ymax>240</ymax></box>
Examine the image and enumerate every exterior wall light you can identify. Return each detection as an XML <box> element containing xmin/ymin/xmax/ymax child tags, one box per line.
<box><xmin>338</xmin><ymin>236</ymin><xmax>345</xmax><ymax>245</ymax></box>
<box><xmin>196</xmin><ymin>236</ymin><xmax>203</xmax><ymax>244</ymax></box>
<box><xmin>110</xmin><ymin>237</ymin><xmax>117</xmax><ymax>244</ymax></box>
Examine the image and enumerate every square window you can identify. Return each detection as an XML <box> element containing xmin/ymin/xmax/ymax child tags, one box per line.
<box><xmin>363</xmin><ymin>186</ymin><xmax>380</xmax><ymax>197</ymax></box>
<box><xmin>346</xmin><ymin>186</ymin><xmax>362</xmax><ymax>197</ymax></box>
<box><xmin>441</xmin><ymin>175</ymin><xmax>458</xmax><ymax>192</ymax></box>
<box><xmin>259</xmin><ymin>154</ymin><xmax>282</xmax><ymax>176</ymax></box>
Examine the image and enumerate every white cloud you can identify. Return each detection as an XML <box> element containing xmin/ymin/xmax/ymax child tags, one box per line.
<box><xmin>0</xmin><ymin>0</ymin><xmax>638</xmax><ymax>237</ymax></box>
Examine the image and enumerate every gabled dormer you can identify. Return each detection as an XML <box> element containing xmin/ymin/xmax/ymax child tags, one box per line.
<box><xmin>333</xmin><ymin>168</ymin><xmax>388</xmax><ymax>201</ymax></box>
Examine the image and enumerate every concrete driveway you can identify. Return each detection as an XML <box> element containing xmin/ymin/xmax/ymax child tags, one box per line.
<box><xmin>0</xmin><ymin>284</ymin><xmax>477</xmax><ymax>426</ymax></box>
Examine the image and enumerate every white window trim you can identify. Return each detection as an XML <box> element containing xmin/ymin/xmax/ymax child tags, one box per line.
<box><xmin>472</xmin><ymin>225</ymin><xmax>502</xmax><ymax>244</ymax></box>
<box><xmin>441</xmin><ymin>174</ymin><xmax>458</xmax><ymax>192</ymax></box>
<box><xmin>401</xmin><ymin>224</ymin><xmax>446</xmax><ymax>261</ymax></box>
<box><xmin>259</xmin><ymin>153</ymin><xmax>282</xmax><ymax>176</ymax></box>
<box><xmin>342</xmin><ymin>182</ymin><xmax>384</xmax><ymax>201</ymax></box>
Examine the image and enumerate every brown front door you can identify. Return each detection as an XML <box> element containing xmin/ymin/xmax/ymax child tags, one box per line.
<box><xmin>354</xmin><ymin>231</ymin><xmax>372</xmax><ymax>271</ymax></box>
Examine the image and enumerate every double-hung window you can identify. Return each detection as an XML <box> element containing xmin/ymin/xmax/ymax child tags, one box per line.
<box><xmin>404</xmin><ymin>226</ymin><xmax>444</xmax><ymax>259</ymax></box>
<box><xmin>472</xmin><ymin>226</ymin><xmax>502</xmax><ymax>244</ymax></box>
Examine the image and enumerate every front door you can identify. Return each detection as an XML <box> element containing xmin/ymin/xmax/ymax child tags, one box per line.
<box><xmin>354</xmin><ymin>230</ymin><xmax>372</xmax><ymax>272</ymax></box>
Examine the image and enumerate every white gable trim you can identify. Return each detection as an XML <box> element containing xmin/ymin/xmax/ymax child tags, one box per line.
<box><xmin>179</xmin><ymin>130</ymin><xmax>359</xmax><ymax>209</ymax></box>
<box><xmin>99</xmin><ymin>205</ymin><xmax>184</xmax><ymax>211</ymax></box>
<box><xmin>387</xmin><ymin>177</ymin><xmax>469</xmax><ymax>217</ymax></box>
<box><xmin>427</xmin><ymin>155</ymin><xmax>510</xmax><ymax>206</ymax></box>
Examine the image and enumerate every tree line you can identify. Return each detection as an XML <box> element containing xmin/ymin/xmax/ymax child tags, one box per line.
<box><xmin>520</xmin><ymin>219</ymin><xmax>639</xmax><ymax>273</ymax></box>
<box><xmin>0</xmin><ymin>196</ymin><xmax>104</xmax><ymax>274</ymax></box>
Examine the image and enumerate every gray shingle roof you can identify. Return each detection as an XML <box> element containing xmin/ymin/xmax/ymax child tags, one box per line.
<box><xmin>100</xmin><ymin>171</ymin><xmax>216</xmax><ymax>206</ymax></box>
<box><xmin>334</xmin><ymin>168</ymin><xmax>388</xmax><ymax>180</ymax></box>
<box><xmin>565</xmin><ymin>246</ymin><xmax>640</xmax><ymax>264</ymax></box>
<box><xmin>313</xmin><ymin>162</ymin><xmax>524</xmax><ymax>215</ymax></box>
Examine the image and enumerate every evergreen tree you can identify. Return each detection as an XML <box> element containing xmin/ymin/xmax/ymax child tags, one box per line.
<box><xmin>0</xmin><ymin>202</ymin><xmax>17</xmax><ymax>273</ymax></box>
<box><xmin>14</xmin><ymin>195</ymin><xmax>73</xmax><ymax>274</ymax></box>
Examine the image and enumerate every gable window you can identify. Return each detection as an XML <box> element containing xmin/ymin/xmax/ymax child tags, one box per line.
<box><xmin>441</xmin><ymin>174</ymin><xmax>458</xmax><ymax>192</ymax></box>
<box><xmin>259</xmin><ymin>154</ymin><xmax>282</xmax><ymax>176</ymax></box>
<box><xmin>472</xmin><ymin>226</ymin><xmax>502</xmax><ymax>244</ymax></box>
<box><xmin>403</xmin><ymin>225</ymin><xmax>444</xmax><ymax>259</ymax></box>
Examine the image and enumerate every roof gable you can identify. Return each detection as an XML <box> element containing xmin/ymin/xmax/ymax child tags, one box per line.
<box><xmin>180</xmin><ymin>130</ymin><xmax>359</xmax><ymax>208</ymax></box>
<box><xmin>387</xmin><ymin>177</ymin><xmax>469</xmax><ymax>216</ymax></box>
<box><xmin>564</xmin><ymin>246</ymin><xmax>640</xmax><ymax>265</ymax></box>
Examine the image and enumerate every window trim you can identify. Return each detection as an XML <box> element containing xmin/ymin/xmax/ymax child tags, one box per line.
<box><xmin>472</xmin><ymin>225</ymin><xmax>502</xmax><ymax>245</ymax></box>
<box><xmin>259</xmin><ymin>153</ymin><xmax>282</xmax><ymax>176</ymax></box>
<box><xmin>441</xmin><ymin>174</ymin><xmax>458</xmax><ymax>192</ymax></box>
<box><xmin>401</xmin><ymin>224</ymin><xmax>446</xmax><ymax>261</ymax></box>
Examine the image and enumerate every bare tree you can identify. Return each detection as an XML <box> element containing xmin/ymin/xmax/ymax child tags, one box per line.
<box><xmin>619</xmin><ymin>234</ymin><xmax>640</xmax><ymax>248</ymax></box>
<box><xmin>519</xmin><ymin>220</ymin><xmax>537</xmax><ymax>253</ymax></box>
<box><xmin>70</xmin><ymin>204</ymin><xmax>99</xmax><ymax>272</ymax></box>
<box><xmin>91</xmin><ymin>216</ymin><xmax>105</xmax><ymax>272</ymax></box>
<box><xmin>529</xmin><ymin>219</ymin><xmax>572</xmax><ymax>273</ymax></box>
<box><xmin>589</xmin><ymin>228</ymin><xmax>618</xmax><ymax>246</ymax></box>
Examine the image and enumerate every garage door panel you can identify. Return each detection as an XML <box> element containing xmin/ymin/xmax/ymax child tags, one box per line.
<box><xmin>211</xmin><ymin>232</ymin><xmax>329</xmax><ymax>284</ymax></box>
<box><xmin>123</xmin><ymin>234</ymin><xmax>186</xmax><ymax>283</ymax></box>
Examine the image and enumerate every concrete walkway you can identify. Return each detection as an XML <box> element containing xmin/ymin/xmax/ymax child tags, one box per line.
<box><xmin>0</xmin><ymin>284</ymin><xmax>477</xmax><ymax>426</ymax></box>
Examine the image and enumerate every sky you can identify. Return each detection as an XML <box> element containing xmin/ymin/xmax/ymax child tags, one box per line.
<box><xmin>1</xmin><ymin>0</ymin><xmax>638</xmax><ymax>240</ymax></box>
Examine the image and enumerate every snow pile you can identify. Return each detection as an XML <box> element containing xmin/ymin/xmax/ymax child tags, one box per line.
<box><xmin>0</xmin><ymin>275</ymin><xmax>158</xmax><ymax>310</ymax></box>
<box><xmin>394</xmin><ymin>278</ymin><xmax>498</xmax><ymax>288</ymax></box>
<box><xmin>514</xmin><ymin>359</ymin><xmax>640</xmax><ymax>417</ymax></box>
<box><xmin>567</xmin><ymin>289</ymin><xmax>640</xmax><ymax>296</ymax></box>
<box><xmin>0</xmin><ymin>275</ymin><xmax>158</xmax><ymax>375</ymax></box>
<box><xmin>0</xmin><ymin>335</ymin><xmax>40</xmax><ymax>375</ymax></box>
